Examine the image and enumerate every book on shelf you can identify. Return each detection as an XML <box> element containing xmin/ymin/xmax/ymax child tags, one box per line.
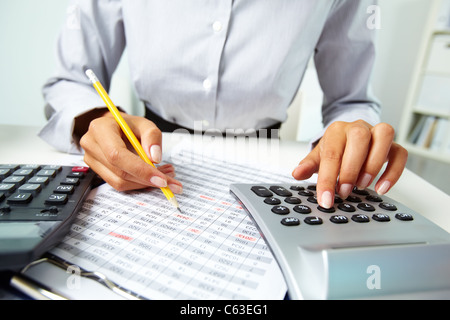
<box><xmin>408</xmin><ymin>115</ymin><xmax>450</xmax><ymax>151</ymax></box>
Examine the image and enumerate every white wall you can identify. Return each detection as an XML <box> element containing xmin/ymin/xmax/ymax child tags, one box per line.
<box><xmin>0</xmin><ymin>0</ymin><xmax>436</xmax><ymax>139</ymax></box>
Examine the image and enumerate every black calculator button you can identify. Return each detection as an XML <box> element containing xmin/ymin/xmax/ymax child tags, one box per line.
<box><xmin>351</xmin><ymin>214</ymin><xmax>370</xmax><ymax>223</ymax></box>
<box><xmin>264</xmin><ymin>197</ymin><xmax>281</xmax><ymax>205</ymax></box>
<box><xmin>307</xmin><ymin>185</ymin><xmax>316</xmax><ymax>191</ymax></box>
<box><xmin>330</xmin><ymin>215</ymin><xmax>349</xmax><ymax>224</ymax></box>
<box><xmin>395</xmin><ymin>213</ymin><xmax>413</xmax><ymax>221</ymax></box>
<box><xmin>7</xmin><ymin>193</ymin><xmax>33</xmax><ymax>204</ymax></box>
<box><xmin>68</xmin><ymin>172</ymin><xmax>85</xmax><ymax>179</ymax></box>
<box><xmin>298</xmin><ymin>190</ymin><xmax>314</xmax><ymax>197</ymax></box>
<box><xmin>338</xmin><ymin>203</ymin><xmax>356</xmax><ymax>212</ymax></box>
<box><xmin>290</xmin><ymin>185</ymin><xmax>305</xmax><ymax>191</ymax></box>
<box><xmin>271</xmin><ymin>206</ymin><xmax>290</xmax><ymax>215</ymax></box>
<box><xmin>357</xmin><ymin>203</ymin><xmax>375</xmax><ymax>212</ymax></box>
<box><xmin>366</xmin><ymin>195</ymin><xmax>383</xmax><ymax>202</ymax></box>
<box><xmin>281</xmin><ymin>217</ymin><xmax>300</xmax><ymax>226</ymax></box>
<box><xmin>352</xmin><ymin>187</ymin><xmax>369</xmax><ymax>196</ymax></box>
<box><xmin>304</xmin><ymin>216</ymin><xmax>323</xmax><ymax>225</ymax></box>
<box><xmin>346</xmin><ymin>195</ymin><xmax>362</xmax><ymax>203</ymax></box>
<box><xmin>284</xmin><ymin>197</ymin><xmax>301</xmax><ymax>204</ymax></box>
<box><xmin>251</xmin><ymin>186</ymin><xmax>273</xmax><ymax>197</ymax></box>
<box><xmin>379</xmin><ymin>202</ymin><xmax>397</xmax><ymax>211</ymax></box>
<box><xmin>372</xmin><ymin>213</ymin><xmax>391</xmax><ymax>222</ymax></box>
<box><xmin>293</xmin><ymin>205</ymin><xmax>311</xmax><ymax>214</ymax></box>
<box><xmin>54</xmin><ymin>185</ymin><xmax>74</xmax><ymax>195</ymax></box>
<box><xmin>307</xmin><ymin>196</ymin><xmax>317</xmax><ymax>204</ymax></box>
<box><xmin>318</xmin><ymin>205</ymin><xmax>335</xmax><ymax>213</ymax></box>
<box><xmin>45</xmin><ymin>194</ymin><xmax>68</xmax><ymax>205</ymax></box>
<box><xmin>61</xmin><ymin>177</ymin><xmax>80</xmax><ymax>186</ymax></box>
<box><xmin>334</xmin><ymin>196</ymin><xmax>344</xmax><ymax>204</ymax></box>
<box><xmin>269</xmin><ymin>186</ymin><xmax>292</xmax><ymax>197</ymax></box>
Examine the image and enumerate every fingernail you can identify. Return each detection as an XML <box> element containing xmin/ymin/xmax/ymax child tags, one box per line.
<box><xmin>150</xmin><ymin>145</ymin><xmax>162</xmax><ymax>163</ymax></box>
<box><xmin>150</xmin><ymin>176</ymin><xmax>167</xmax><ymax>188</ymax></box>
<box><xmin>169</xmin><ymin>184</ymin><xmax>183</xmax><ymax>194</ymax></box>
<box><xmin>339</xmin><ymin>183</ymin><xmax>353</xmax><ymax>198</ymax></box>
<box><xmin>320</xmin><ymin>191</ymin><xmax>333</xmax><ymax>209</ymax></box>
<box><xmin>357</xmin><ymin>173</ymin><xmax>372</xmax><ymax>189</ymax></box>
<box><xmin>377</xmin><ymin>180</ymin><xmax>390</xmax><ymax>195</ymax></box>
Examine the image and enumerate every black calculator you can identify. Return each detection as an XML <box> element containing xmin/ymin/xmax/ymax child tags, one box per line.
<box><xmin>230</xmin><ymin>183</ymin><xmax>450</xmax><ymax>299</ymax></box>
<box><xmin>0</xmin><ymin>164</ymin><xmax>96</xmax><ymax>271</ymax></box>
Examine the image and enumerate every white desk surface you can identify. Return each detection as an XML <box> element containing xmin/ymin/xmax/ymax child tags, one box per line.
<box><xmin>1</xmin><ymin>124</ymin><xmax>449</xmax><ymax>233</ymax></box>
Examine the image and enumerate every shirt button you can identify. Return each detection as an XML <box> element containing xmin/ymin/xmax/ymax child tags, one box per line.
<box><xmin>212</xmin><ymin>21</ymin><xmax>223</xmax><ymax>32</ymax></box>
<box><xmin>203</xmin><ymin>78</ymin><xmax>212</xmax><ymax>90</ymax></box>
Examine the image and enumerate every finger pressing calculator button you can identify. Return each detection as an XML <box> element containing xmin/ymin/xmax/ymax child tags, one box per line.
<box><xmin>271</xmin><ymin>206</ymin><xmax>290</xmax><ymax>215</ymax></box>
<box><xmin>269</xmin><ymin>186</ymin><xmax>292</xmax><ymax>197</ymax></box>
<box><xmin>281</xmin><ymin>217</ymin><xmax>300</xmax><ymax>226</ymax></box>
<box><xmin>318</xmin><ymin>205</ymin><xmax>335</xmax><ymax>213</ymax></box>
<box><xmin>264</xmin><ymin>197</ymin><xmax>281</xmax><ymax>205</ymax></box>
<box><xmin>251</xmin><ymin>186</ymin><xmax>273</xmax><ymax>197</ymax></box>
<box><xmin>304</xmin><ymin>216</ymin><xmax>323</xmax><ymax>225</ymax></box>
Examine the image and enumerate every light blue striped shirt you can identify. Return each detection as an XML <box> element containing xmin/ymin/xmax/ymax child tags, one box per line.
<box><xmin>40</xmin><ymin>0</ymin><xmax>380</xmax><ymax>153</ymax></box>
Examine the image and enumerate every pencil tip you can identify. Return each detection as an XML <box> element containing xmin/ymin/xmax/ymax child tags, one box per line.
<box><xmin>177</xmin><ymin>207</ymin><xmax>182</xmax><ymax>213</ymax></box>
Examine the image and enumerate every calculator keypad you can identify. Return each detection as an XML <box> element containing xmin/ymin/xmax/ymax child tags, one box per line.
<box><xmin>0</xmin><ymin>164</ymin><xmax>93</xmax><ymax>221</ymax></box>
<box><xmin>250</xmin><ymin>185</ymin><xmax>414</xmax><ymax>227</ymax></box>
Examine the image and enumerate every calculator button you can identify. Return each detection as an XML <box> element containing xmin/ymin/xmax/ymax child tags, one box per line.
<box><xmin>3</xmin><ymin>176</ymin><xmax>25</xmax><ymax>185</ymax></box>
<box><xmin>293</xmin><ymin>205</ymin><xmax>311</xmax><ymax>214</ymax></box>
<box><xmin>0</xmin><ymin>169</ymin><xmax>11</xmax><ymax>179</ymax></box>
<box><xmin>54</xmin><ymin>185</ymin><xmax>74</xmax><ymax>194</ymax></box>
<box><xmin>264</xmin><ymin>197</ymin><xmax>281</xmax><ymax>205</ymax></box>
<box><xmin>395</xmin><ymin>213</ymin><xmax>413</xmax><ymax>221</ymax></box>
<box><xmin>352</xmin><ymin>187</ymin><xmax>369</xmax><ymax>196</ymax></box>
<box><xmin>36</xmin><ymin>169</ymin><xmax>56</xmax><ymax>178</ymax></box>
<box><xmin>334</xmin><ymin>196</ymin><xmax>344</xmax><ymax>204</ymax></box>
<box><xmin>45</xmin><ymin>194</ymin><xmax>68</xmax><ymax>205</ymax></box>
<box><xmin>338</xmin><ymin>203</ymin><xmax>356</xmax><ymax>212</ymax></box>
<box><xmin>307</xmin><ymin>196</ymin><xmax>317</xmax><ymax>204</ymax></box>
<box><xmin>289</xmin><ymin>185</ymin><xmax>305</xmax><ymax>191</ymax></box>
<box><xmin>318</xmin><ymin>205</ymin><xmax>335</xmax><ymax>213</ymax></box>
<box><xmin>366</xmin><ymin>195</ymin><xmax>383</xmax><ymax>202</ymax></box>
<box><xmin>281</xmin><ymin>217</ymin><xmax>300</xmax><ymax>226</ymax></box>
<box><xmin>72</xmin><ymin>166</ymin><xmax>89</xmax><ymax>173</ymax></box>
<box><xmin>61</xmin><ymin>177</ymin><xmax>80</xmax><ymax>186</ymax></box>
<box><xmin>285</xmin><ymin>197</ymin><xmax>301</xmax><ymax>204</ymax></box>
<box><xmin>18</xmin><ymin>184</ymin><xmax>42</xmax><ymax>195</ymax></box>
<box><xmin>271</xmin><ymin>206</ymin><xmax>290</xmax><ymax>215</ymax></box>
<box><xmin>372</xmin><ymin>213</ymin><xmax>391</xmax><ymax>222</ymax></box>
<box><xmin>68</xmin><ymin>172</ymin><xmax>85</xmax><ymax>179</ymax></box>
<box><xmin>0</xmin><ymin>184</ymin><xmax>16</xmax><ymax>193</ymax></box>
<box><xmin>379</xmin><ymin>202</ymin><xmax>397</xmax><ymax>211</ymax></box>
<box><xmin>7</xmin><ymin>193</ymin><xmax>33</xmax><ymax>204</ymax></box>
<box><xmin>28</xmin><ymin>176</ymin><xmax>49</xmax><ymax>185</ymax></box>
<box><xmin>298</xmin><ymin>190</ymin><xmax>314</xmax><ymax>197</ymax></box>
<box><xmin>0</xmin><ymin>164</ymin><xmax>20</xmax><ymax>170</ymax></box>
<box><xmin>346</xmin><ymin>195</ymin><xmax>362</xmax><ymax>203</ymax></box>
<box><xmin>351</xmin><ymin>214</ymin><xmax>370</xmax><ymax>223</ymax></box>
<box><xmin>251</xmin><ymin>186</ymin><xmax>273</xmax><ymax>197</ymax></box>
<box><xmin>357</xmin><ymin>203</ymin><xmax>375</xmax><ymax>212</ymax></box>
<box><xmin>304</xmin><ymin>216</ymin><xmax>323</xmax><ymax>225</ymax></box>
<box><xmin>269</xmin><ymin>186</ymin><xmax>292</xmax><ymax>197</ymax></box>
<box><xmin>330</xmin><ymin>215</ymin><xmax>349</xmax><ymax>224</ymax></box>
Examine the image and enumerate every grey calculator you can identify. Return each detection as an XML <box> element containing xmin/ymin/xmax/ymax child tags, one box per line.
<box><xmin>230</xmin><ymin>183</ymin><xmax>450</xmax><ymax>299</ymax></box>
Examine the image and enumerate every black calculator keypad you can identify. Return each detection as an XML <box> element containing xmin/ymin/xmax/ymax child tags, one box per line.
<box><xmin>249</xmin><ymin>184</ymin><xmax>414</xmax><ymax>227</ymax></box>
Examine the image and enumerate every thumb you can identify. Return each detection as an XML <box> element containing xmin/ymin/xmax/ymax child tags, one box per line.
<box><xmin>292</xmin><ymin>146</ymin><xmax>321</xmax><ymax>181</ymax></box>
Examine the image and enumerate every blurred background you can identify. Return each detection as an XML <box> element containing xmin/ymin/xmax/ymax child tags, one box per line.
<box><xmin>0</xmin><ymin>0</ymin><xmax>449</xmax><ymax>194</ymax></box>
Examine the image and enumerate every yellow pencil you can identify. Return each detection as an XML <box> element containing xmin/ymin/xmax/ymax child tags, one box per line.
<box><xmin>85</xmin><ymin>69</ymin><xmax>180</xmax><ymax>211</ymax></box>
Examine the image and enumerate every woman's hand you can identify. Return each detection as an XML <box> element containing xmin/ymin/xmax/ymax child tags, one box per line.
<box><xmin>292</xmin><ymin>120</ymin><xmax>408</xmax><ymax>208</ymax></box>
<box><xmin>79</xmin><ymin>112</ymin><xmax>183</xmax><ymax>193</ymax></box>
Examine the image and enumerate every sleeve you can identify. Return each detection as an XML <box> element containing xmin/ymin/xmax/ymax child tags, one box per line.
<box><xmin>38</xmin><ymin>0</ymin><xmax>125</xmax><ymax>154</ymax></box>
<box><xmin>311</xmin><ymin>0</ymin><xmax>381</xmax><ymax>145</ymax></box>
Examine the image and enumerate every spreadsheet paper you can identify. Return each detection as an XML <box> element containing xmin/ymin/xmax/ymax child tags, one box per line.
<box><xmin>50</xmin><ymin>150</ymin><xmax>293</xmax><ymax>299</ymax></box>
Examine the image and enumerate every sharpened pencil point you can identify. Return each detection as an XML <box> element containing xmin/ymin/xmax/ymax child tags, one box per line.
<box><xmin>177</xmin><ymin>207</ymin><xmax>182</xmax><ymax>213</ymax></box>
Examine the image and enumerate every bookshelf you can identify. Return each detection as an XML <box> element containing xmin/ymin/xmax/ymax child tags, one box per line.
<box><xmin>397</xmin><ymin>0</ymin><xmax>450</xmax><ymax>163</ymax></box>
